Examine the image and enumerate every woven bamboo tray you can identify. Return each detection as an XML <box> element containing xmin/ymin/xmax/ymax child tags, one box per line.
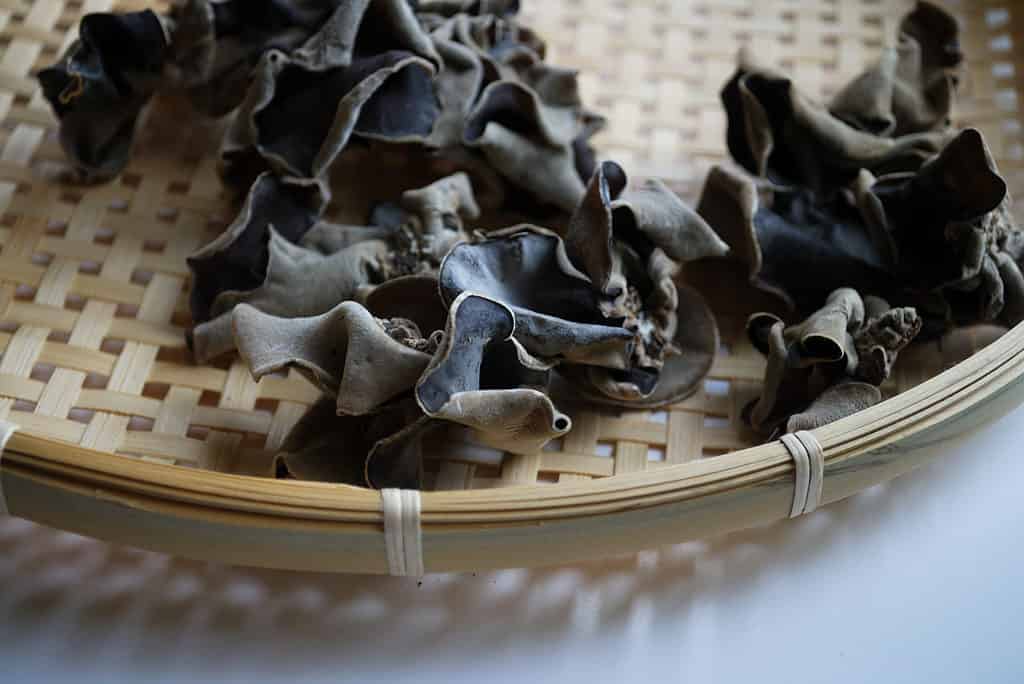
<box><xmin>1</xmin><ymin>0</ymin><xmax>1023</xmax><ymax>573</ymax></box>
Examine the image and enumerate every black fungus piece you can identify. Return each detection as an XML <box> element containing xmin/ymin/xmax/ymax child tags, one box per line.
<box><xmin>38</xmin><ymin>10</ymin><xmax>170</xmax><ymax>180</ymax></box>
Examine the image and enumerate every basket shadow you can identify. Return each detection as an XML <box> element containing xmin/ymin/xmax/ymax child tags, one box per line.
<box><xmin>0</xmin><ymin>404</ymin><xmax>1006</xmax><ymax>673</ymax></box>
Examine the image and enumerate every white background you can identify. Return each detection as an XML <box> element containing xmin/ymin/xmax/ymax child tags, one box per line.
<box><xmin>1</xmin><ymin>405</ymin><xmax>1023</xmax><ymax>683</ymax></box>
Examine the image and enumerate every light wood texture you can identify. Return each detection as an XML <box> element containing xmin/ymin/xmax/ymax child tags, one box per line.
<box><xmin>0</xmin><ymin>0</ymin><xmax>1022</xmax><ymax>572</ymax></box>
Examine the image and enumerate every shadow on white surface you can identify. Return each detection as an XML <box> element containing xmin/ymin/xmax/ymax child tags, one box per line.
<box><xmin>1</xmin><ymin>407</ymin><xmax>1022</xmax><ymax>683</ymax></box>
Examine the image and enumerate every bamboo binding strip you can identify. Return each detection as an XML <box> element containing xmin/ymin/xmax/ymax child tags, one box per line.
<box><xmin>780</xmin><ymin>431</ymin><xmax>825</xmax><ymax>518</ymax></box>
<box><xmin>382</xmin><ymin>488</ymin><xmax>425</xmax><ymax>577</ymax></box>
<box><xmin>0</xmin><ymin>0</ymin><xmax>1021</xmax><ymax>572</ymax></box>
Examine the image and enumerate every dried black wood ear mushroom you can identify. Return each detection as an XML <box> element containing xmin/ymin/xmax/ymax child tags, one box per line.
<box><xmin>418</xmin><ymin>7</ymin><xmax>602</xmax><ymax>210</ymax></box>
<box><xmin>698</xmin><ymin>164</ymin><xmax>901</xmax><ymax>314</ymax></box>
<box><xmin>427</xmin><ymin>7</ymin><xmax>547</xmax><ymax>85</ymax></box>
<box><xmin>38</xmin><ymin>10</ymin><xmax>169</xmax><ymax>181</ymax></box>
<box><xmin>220</xmin><ymin>0</ymin><xmax>441</xmax><ymax>187</ymax></box>
<box><xmin>187</xmin><ymin>173</ymin><xmax>389</xmax><ymax>362</ymax></box>
<box><xmin>188</xmin><ymin>173</ymin><xmax>327</xmax><ymax>325</ymax></box>
<box><xmin>273</xmin><ymin>398</ymin><xmax>373</xmax><ymax>484</ymax></box>
<box><xmin>867</xmin><ymin>128</ymin><xmax>1024</xmax><ymax>331</ymax></box>
<box><xmin>721</xmin><ymin>47</ymin><xmax>952</xmax><ymax>195</ymax></box>
<box><xmin>559</xmin><ymin>281</ymin><xmax>720</xmax><ymax>408</ymax></box>
<box><xmin>830</xmin><ymin>2</ymin><xmax>962</xmax><ymax>137</ymax></box>
<box><xmin>420</xmin><ymin>16</ymin><xmax>489</xmax><ymax>149</ymax></box>
<box><xmin>440</xmin><ymin>225</ymin><xmax>637</xmax><ymax>370</ymax></box>
<box><xmin>463</xmin><ymin>79</ymin><xmax>594</xmax><ymax>212</ymax></box>
<box><xmin>784</xmin><ymin>381</ymin><xmax>885</xmax><ymax>436</ymax></box>
<box><xmin>363</xmin><ymin>274</ymin><xmax>450</xmax><ymax>342</ymax></box>
<box><xmin>272</xmin><ymin>290</ymin><xmax>569</xmax><ymax>488</ymax></box>
<box><xmin>192</xmin><ymin>227</ymin><xmax>391</xmax><ymax>361</ymax></box>
<box><xmin>266</xmin><ymin>277</ymin><xmax>452</xmax><ymax>489</ymax></box>
<box><xmin>854</xmin><ymin>295</ymin><xmax>924</xmax><ymax>385</ymax></box>
<box><xmin>363</xmin><ymin>406</ymin><xmax>437</xmax><ymax>490</ymax></box>
<box><xmin>165</xmin><ymin>0</ymin><xmax>341</xmax><ymax>117</ymax></box>
<box><xmin>744</xmin><ymin>288</ymin><xmax>921</xmax><ymax>438</ymax></box>
<box><xmin>190</xmin><ymin>172</ymin><xmax>483</xmax><ymax>362</ymax></box>
<box><xmin>298</xmin><ymin>221</ymin><xmax>396</xmax><ymax>255</ymax></box>
<box><xmin>377</xmin><ymin>172</ymin><xmax>482</xmax><ymax>277</ymax></box>
<box><xmin>275</xmin><ymin>396</ymin><xmax>433</xmax><ymax>489</ymax></box>
<box><xmin>301</xmin><ymin>171</ymin><xmax>480</xmax><ymax>262</ymax></box>
<box><xmin>232</xmin><ymin>301</ymin><xmax>434</xmax><ymax>416</ymax></box>
<box><xmin>552</xmin><ymin>161</ymin><xmax>726</xmax><ymax>405</ymax></box>
<box><xmin>415</xmin><ymin>292</ymin><xmax>570</xmax><ymax>454</ymax></box>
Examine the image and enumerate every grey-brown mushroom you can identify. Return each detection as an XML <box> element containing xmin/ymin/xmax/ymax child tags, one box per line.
<box><xmin>555</xmin><ymin>161</ymin><xmax>727</xmax><ymax>405</ymax></box>
<box><xmin>188</xmin><ymin>172</ymin><xmax>481</xmax><ymax>362</ymax></box>
<box><xmin>721</xmin><ymin>3</ymin><xmax>958</xmax><ymax>198</ymax></box>
<box><xmin>220</xmin><ymin>0</ymin><xmax>442</xmax><ymax>187</ymax></box>
<box><xmin>697</xmin><ymin>164</ymin><xmax>900</xmax><ymax>314</ymax></box>
<box><xmin>439</xmin><ymin>166</ymin><xmax>726</xmax><ymax>409</ymax></box>
<box><xmin>830</xmin><ymin>1</ymin><xmax>962</xmax><ymax>137</ymax></box>
<box><xmin>262</xmin><ymin>290</ymin><xmax>574</xmax><ymax>489</ymax></box>
<box><xmin>744</xmin><ymin>288</ymin><xmax>922</xmax><ymax>438</ymax></box>
<box><xmin>166</xmin><ymin>0</ymin><xmax>341</xmax><ymax>117</ymax></box>
<box><xmin>866</xmin><ymin>128</ymin><xmax>1024</xmax><ymax>333</ymax></box>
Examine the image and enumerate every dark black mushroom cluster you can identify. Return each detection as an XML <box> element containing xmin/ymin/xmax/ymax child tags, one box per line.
<box><xmin>39</xmin><ymin>1</ymin><xmax>730</xmax><ymax>487</ymax></box>
<box><xmin>39</xmin><ymin>0</ymin><xmax>602</xmax><ymax>215</ymax></box>
<box><xmin>224</xmin><ymin>165</ymin><xmax>725</xmax><ymax>488</ymax></box>
<box><xmin>700</xmin><ymin>1</ymin><xmax>1024</xmax><ymax>436</ymax></box>
<box><xmin>744</xmin><ymin>289</ymin><xmax>921</xmax><ymax>439</ymax></box>
<box><xmin>711</xmin><ymin>1</ymin><xmax>1024</xmax><ymax>333</ymax></box>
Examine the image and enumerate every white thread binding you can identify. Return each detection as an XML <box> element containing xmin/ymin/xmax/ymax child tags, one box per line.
<box><xmin>780</xmin><ymin>433</ymin><xmax>809</xmax><ymax>517</ymax></box>
<box><xmin>381</xmin><ymin>488</ymin><xmax>424</xmax><ymax>576</ymax></box>
<box><xmin>794</xmin><ymin>430</ymin><xmax>824</xmax><ymax>514</ymax></box>
<box><xmin>780</xmin><ymin>430</ymin><xmax>825</xmax><ymax>517</ymax></box>
<box><xmin>0</xmin><ymin>421</ymin><xmax>18</xmax><ymax>516</ymax></box>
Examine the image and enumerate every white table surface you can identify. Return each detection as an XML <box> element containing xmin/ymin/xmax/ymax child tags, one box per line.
<box><xmin>2</xmin><ymin>405</ymin><xmax>1023</xmax><ymax>684</ymax></box>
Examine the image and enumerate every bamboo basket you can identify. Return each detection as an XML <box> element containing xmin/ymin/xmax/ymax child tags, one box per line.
<box><xmin>1</xmin><ymin>0</ymin><xmax>1023</xmax><ymax>574</ymax></box>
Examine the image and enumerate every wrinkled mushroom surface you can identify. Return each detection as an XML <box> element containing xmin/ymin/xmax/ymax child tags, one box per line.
<box><xmin>829</xmin><ymin>2</ymin><xmax>962</xmax><ymax>137</ymax></box>
<box><xmin>702</xmin><ymin>125</ymin><xmax>1024</xmax><ymax>337</ymax></box>
<box><xmin>275</xmin><ymin>396</ymin><xmax>432</xmax><ymax>489</ymax></box>
<box><xmin>225</xmin><ymin>10</ymin><xmax>439</xmax><ymax>180</ymax></box>
<box><xmin>232</xmin><ymin>301</ymin><xmax>433</xmax><ymax>416</ymax></box>
<box><xmin>553</xmin><ymin>161</ymin><xmax>727</xmax><ymax>404</ymax></box>
<box><xmin>463</xmin><ymin>80</ymin><xmax>589</xmax><ymax>212</ymax></box>
<box><xmin>721</xmin><ymin>55</ymin><xmax>951</xmax><ymax>194</ymax></box>
<box><xmin>439</xmin><ymin>226</ymin><xmax>636</xmax><ymax>368</ymax></box>
<box><xmin>38</xmin><ymin>10</ymin><xmax>170</xmax><ymax>181</ymax></box>
<box><xmin>867</xmin><ymin>128</ymin><xmax>1024</xmax><ymax>332</ymax></box>
<box><xmin>745</xmin><ymin>288</ymin><xmax>922</xmax><ymax>438</ymax></box>
<box><xmin>166</xmin><ymin>0</ymin><xmax>339</xmax><ymax>117</ymax></box>
<box><xmin>699</xmin><ymin>164</ymin><xmax>900</xmax><ymax>313</ymax></box>
<box><xmin>188</xmin><ymin>172</ymin><xmax>481</xmax><ymax>362</ymax></box>
<box><xmin>559</xmin><ymin>281</ymin><xmax>719</xmax><ymax>408</ymax></box>
<box><xmin>711</xmin><ymin>2</ymin><xmax>1017</xmax><ymax>339</ymax></box>
<box><xmin>416</xmin><ymin>292</ymin><xmax>570</xmax><ymax>454</ymax></box>
<box><xmin>439</xmin><ymin>180</ymin><xmax>724</xmax><ymax>408</ymax></box>
<box><xmin>268</xmin><ymin>291</ymin><xmax>575</xmax><ymax>489</ymax></box>
<box><xmin>188</xmin><ymin>173</ymin><xmax>327</xmax><ymax>324</ymax></box>
<box><xmin>40</xmin><ymin>0</ymin><xmax>606</xmax><ymax>223</ymax></box>
<box><xmin>220</xmin><ymin>0</ymin><xmax>441</xmax><ymax>186</ymax></box>
<box><xmin>374</xmin><ymin>172</ymin><xmax>482</xmax><ymax>276</ymax></box>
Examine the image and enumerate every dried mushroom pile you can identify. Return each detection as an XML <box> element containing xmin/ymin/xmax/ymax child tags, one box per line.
<box><xmin>701</xmin><ymin>1</ymin><xmax>1024</xmax><ymax>437</ymax></box>
<box><xmin>38</xmin><ymin>1</ymin><xmax>1023</xmax><ymax>486</ymax></box>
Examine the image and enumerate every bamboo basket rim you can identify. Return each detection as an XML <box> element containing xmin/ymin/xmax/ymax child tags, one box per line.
<box><xmin>7</xmin><ymin>316</ymin><xmax>1024</xmax><ymax>530</ymax></box>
